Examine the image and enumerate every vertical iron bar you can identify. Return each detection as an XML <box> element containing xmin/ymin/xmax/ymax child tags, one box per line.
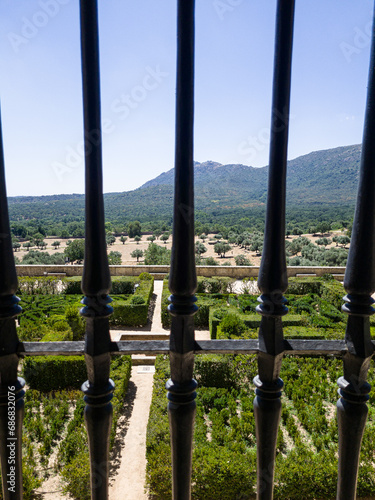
<box><xmin>337</xmin><ymin>5</ymin><xmax>375</xmax><ymax>499</ymax></box>
<box><xmin>254</xmin><ymin>1</ymin><xmax>295</xmax><ymax>499</ymax></box>
<box><xmin>79</xmin><ymin>2</ymin><xmax>114</xmax><ymax>499</ymax></box>
<box><xmin>0</xmin><ymin>106</ymin><xmax>24</xmax><ymax>499</ymax></box>
<box><xmin>167</xmin><ymin>1</ymin><xmax>197</xmax><ymax>499</ymax></box>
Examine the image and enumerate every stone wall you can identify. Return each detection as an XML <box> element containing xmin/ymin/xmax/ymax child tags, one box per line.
<box><xmin>16</xmin><ymin>265</ymin><xmax>346</xmax><ymax>280</ymax></box>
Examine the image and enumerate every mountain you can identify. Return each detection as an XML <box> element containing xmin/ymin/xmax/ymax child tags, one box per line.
<box><xmin>8</xmin><ymin>144</ymin><xmax>361</xmax><ymax>225</ymax></box>
<box><xmin>139</xmin><ymin>144</ymin><xmax>361</xmax><ymax>207</ymax></box>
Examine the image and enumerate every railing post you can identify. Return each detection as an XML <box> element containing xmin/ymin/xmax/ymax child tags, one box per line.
<box><xmin>79</xmin><ymin>2</ymin><xmax>114</xmax><ymax>499</ymax></box>
<box><xmin>254</xmin><ymin>1</ymin><xmax>295</xmax><ymax>499</ymax></box>
<box><xmin>337</xmin><ymin>5</ymin><xmax>375</xmax><ymax>499</ymax></box>
<box><xmin>167</xmin><ymin>2</ymin><xmax>197</xmax><ymax>499</ymax></box>
<box><xmin>0</xmin><ymin>106</ymin><xmax>24</xmax><ymax>499</ymax></box>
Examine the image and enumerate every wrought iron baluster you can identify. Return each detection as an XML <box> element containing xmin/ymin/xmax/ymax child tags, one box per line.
<box><xmin>79</xmin><ymin>2</ymin><xmax>114</xmax><ymax>499</ymax></box>
<box><xmin>167</xmin><ymin>1</ymin><xmax>197</xmax><ymax>499</ymax></box>
<box><xmin>254</xmin><ymin>1</ymin><xmax>295</xmax><ymax>498</ymax></box>
<box><xmin>337</xmin><ymin>5</ymin><xmax>375</xmax><ymax>499</ymax></box>
<box><xmin>0</xmin><ymin>107</ymin><xmax>24</xmax><ymax>500</ymax></box>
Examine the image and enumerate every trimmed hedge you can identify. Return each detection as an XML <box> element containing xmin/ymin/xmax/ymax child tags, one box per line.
<box><xmin>110</xmin><ymin>276</ymin><xmax>154</xmax><ymax>327</ymax></box>
<box><xmin>23</xmin><ymin>356</ymin><xmax>87</xmax><ymax>391</ymax></box>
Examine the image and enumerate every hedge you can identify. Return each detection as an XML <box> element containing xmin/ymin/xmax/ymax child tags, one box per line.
<box><xmin>146</xmin><ymin>354</ymin><xmax>375</xmax><ymax>499</ymax></box>
<box><xmin>110</xmin><ymin>277</ymin><xmax>154</xmax><ymax>327</ymax></box>
<box><xmin>23</xmin><ymin>356</ymin><xmax>87</xmax><ymax>391</ymax></box>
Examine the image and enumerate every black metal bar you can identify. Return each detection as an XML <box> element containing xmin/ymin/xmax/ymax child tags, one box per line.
<box><xmin>0</xmin><ymin>105</ymin><xmax>24</xmax><ymax>499</ymax></box>
<box><xmin>19</xmin><ymin>338</ymin><xmax>360</xmax><ymax>357</ymax></box>
<box><xmin>254</xmin><ymin>1</ymin><xmax>295</xmax><ymax>498</ymax></box>
<box><xmin>167</xmin><ymin>2</ymin><xmax>197</xmax><ymax>499</ymax></box>
<box><xmin>79</xmin><ymin>2</ymin><xmax>114</xmax><ymax>498</ymax></box>
<box><xmin>336</xmin><ymin>5</ymin><xmax>375</xmax><ymax>499</ymax></box>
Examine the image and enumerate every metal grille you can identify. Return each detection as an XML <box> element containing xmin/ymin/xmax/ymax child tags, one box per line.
<box><xmin>0</xmin><ymin>1</ymin><xmax>375</xmax><ymax>498</ymax></box>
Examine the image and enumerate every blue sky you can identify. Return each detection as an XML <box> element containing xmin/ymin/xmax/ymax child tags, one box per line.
<box><xmin>0</xmin><ymin>0</ymin><xmax>373</xmax><ymax>196</ymax></box>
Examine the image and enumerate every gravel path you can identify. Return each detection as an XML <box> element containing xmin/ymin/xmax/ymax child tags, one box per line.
<box><xmin>37</xmin><ymin>280</ymin><xmax>210</xmax><ymax>498</ymax></box>
<box><xmin>109</xmin><ymin>280</ymin><xmax>165</xmax><ymax>499</ymax></box>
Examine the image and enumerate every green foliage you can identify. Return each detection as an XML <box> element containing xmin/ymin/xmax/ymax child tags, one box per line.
<box><xmin>64</xmin><ymin>239</ymin><xmax>85</xmax><ymax>262</ymax></box>
<box><xmin>147</xmin><ymin>351</ymin><xmax>375</xmax><ymax>499</ymax></box>
<box><xmin>21</xmin><ymin>249</ymin><xmax>65</xmax><ymax>265</ymax></box>
<box><xmin>65</xmin><ymin>305</ymin><xmax>86</xmax><ymax>340</ymax></box>
<box><xmin>214</xmin><ymin>241</ymin><xmax>231</xmax><ymax>257</ymax></box>
<box><xmin>144</xmin><ymin>242</ymin><xmax>171</xmax><ymax>265</ymax></box>
<box><xmin>61</xmin><ymin>452</ymin><xmax>90</xmax><ymax>500</ymax></box>
<box><xmin>217</xmin><ymin>313</ymin><xmax>246</xmax><ymax>338</ymax></box>
<box><xmin>108</xmin><ymin>250</ymin><xmax>122</xmax><ymax>265</ymax></box>
<box><xmin>234</xmin><ymin>254</ymin><xmax>251</xmax><ymax>266</ymax></box>
<box><xmin>131</xmin><ymin>249</ymin><xmax>143</xmax><ymax>261</ymax></box>
<box><xmin>202</xmin><ymin>256</ymin><xmax>218</xmax><ymax>265</ymax></box>
<box><xmin>127</xmin><ymin>220</ymin><xmax>142</xmax><ymax>237</ymax></box>
<box><xmin>23</xmin><ymin>356</ymin><xmax>87</xmax><ymax>391</ymax></box>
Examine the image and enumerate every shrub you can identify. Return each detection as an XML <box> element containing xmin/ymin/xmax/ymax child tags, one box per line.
<box><xmin>61</xmin><ymin>452</ymin><xmax>90</xmax><ymax>500</ymax></box>
<box><xmin>23</xmin><ymin>357</ymin><xmax>87</xmax><ymax>391</ymax></box>
<box><xmin>218</xmin><ymin>313</ymin><xmax>246</xmax><ymax>338</ymax></box>
<box><xmin>194</xmin><ymin>355</ymin><xmax>235</xmax><ymax>389</ymax></box>
<box><xmin>65</xmin><ymin>305</ymin><xmax>86</xmax><ymax>340</ymax></box>
<box><xmin>130</xmin><ymin>295</ymin><xmax>145</xmax><ymax>305</ymax></box>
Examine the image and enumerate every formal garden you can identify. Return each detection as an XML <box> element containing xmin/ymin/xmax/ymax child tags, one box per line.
<box><xmin>147</xmin><ymin>275</ymin><xmax>375</xmax><ymax>499</ymax></box>
<box><xmin>6</xmin><ymin>273</ymin><xmax>154</xmax><ymax>499</ymax></box>
<box><xmin>5</xmin><ymin>272</ymin><xmax>375</xmax><ymax>498</ymax></box>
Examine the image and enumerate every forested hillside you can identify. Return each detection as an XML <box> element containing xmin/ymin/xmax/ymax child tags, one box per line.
<box><xmin>8</xmin><ymin>144</ymin><xmax>360</xmax><ymax>234</ymax></box>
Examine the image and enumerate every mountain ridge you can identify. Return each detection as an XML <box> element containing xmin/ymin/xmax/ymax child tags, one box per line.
<box><xmin>8</xmin><ymin>144</ymin><xmax>361</xmax><ymax>224</ymax></box>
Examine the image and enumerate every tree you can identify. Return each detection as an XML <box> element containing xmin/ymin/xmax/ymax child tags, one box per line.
<box><xmin>64</xmin><ymin>239</ymin><xmax>85</xmax><ymax>263</ymax></box>
<box><xmin>160</xmin><ymin>233</ymin><xmax>169</xmax><ymax>244</ymax></box>
<box><xmin>106</xmin><ymin>234</ymin><xmax>116</xmax><ymax>246</ymax></box>
<box><xmin>52</xmin><ymin>241</ymin><xmax>60</xmax><ymax>250</ymax></box>
<box><xmin>13</xmin><ymin>242</ymin><xmax>21</xmax><ymax>252</ymax></box>
<box><xmin>60</xmin><ymin>229</ymin><xmax>70</xmax><ymax>239</ymax></box>
<box><xmin>204</xmin><ymin>256</ymin><xmax>218</xmax><ymax>266</ymax></box>
<box><xmin>32</xmin><ymin>233</ymin><xmax>45</xmax><ymax>248</ymax></box>
<box><xmin>242</xmin><ymin>239</ymin><xmax>251</xmax><ymax>250</ymax></box>
<box><xmin>144</xmin><ymin>243</ymin><xmax>171</xmax><ymax>265</ymax></box>
<box><xmin>335</xmin><ymin>235</ymin><xmax>350</xmax><ymax>248</ymax></box>
<box><xmin>250</xmin><ymin>237</ymin><xmax>263</xmax><ymax>255</ymax></box>
<box><xmin>39</xmin><ymin>241</ymin><xmax>47</xmax><ymax>250</ymax></box>
<box><xmin>131</xmin><ymin>249</ymin><xmax>144</xmax><ymax>262</ymax></box>
<box><xmin>127</xmin><ymin>221</ymin><xmax>142</xmax><ymax>238</ymax></box>
<box><xmin>214</xmin><ymin>242</ymin><xmax>231</xmax><ymax>258</ymax></box>
<box><xmin>120</xmin><ymin>236</ymin><xmax>127</xmax><ymax>245</ymax></box>
<box><xmin>23</xmin><ymin>242</ymin><xmax>33</xmax><ymax>252</ymax></box>
<box><xmin>134</xmin><ymin>235</ymin><xmax>142</xmax><ymax>244</ymax></box>
<box><xmin>234</xmin><ymin>254</ymin><xmax>251</xmax><ymax>266</ymax></box>
<box><xmin>22</xmin><ymin>250</ymin><xmax>65</xmax><ymax>265</ymax></box>
<box><xmin>195</xmin><ymin>241</ymin><xmax>207</xmax><ymax>256</ymax></box>
<box><xmin>147</xmin><ymin>235</ymin><xmax>156</xmax><ymax>242</ymax></box>
<box><xmin>199</xmin><ymin>233</ymin><xmax>207</xmax><ymax>241</ymax></box>
<box><xmin>108</xmin><ymin>251</ymin><xmax>122</xmax><ymax>265</ymax></box>
<box><xmin>316</xmin><ymin>237</ymin><xmax>331</xmax><ymax>249</ymax></box>
<box><xmin>153</xmin><ymin>230</ymin><xmax>162</xmax><ymax>239</ymax></box>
